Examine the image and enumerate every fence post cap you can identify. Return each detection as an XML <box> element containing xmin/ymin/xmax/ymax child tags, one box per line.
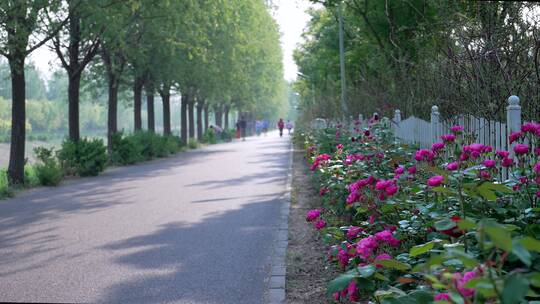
<box><xmin>431</xmin><ymin>105</ymin><xmax>439</xmax><ymax>113</ymax></box>
<box><xmin>508</xmin><ymin>95</ymin><xmax>520</xmax><ymax>106</ymax></box>
<box><xmin>395</xmin><ymin>109</ymin><xmax>401</xmax><ymax>114</ymax></box>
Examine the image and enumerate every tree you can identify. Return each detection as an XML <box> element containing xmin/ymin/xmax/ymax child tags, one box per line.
<box><xmin>0</xmin><ymin>1</ymin><xmax>66</xmax><ymax>184</ymax></box>
<box><xmin>52</xmin><ymin>0</ymin><xmax>101</xmax><ymax>141</ymax></box>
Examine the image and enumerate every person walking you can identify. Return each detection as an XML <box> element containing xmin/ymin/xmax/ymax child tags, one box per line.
<box><xmin>285</xmin><ymin>120</ymin><xmax>294</xmax><ymax>135</ymax></box>
<box><xmin>277</xmin><ymin>118</ymin><xmax>285</xmax><ymax>137</ymax></box>
<box><xmin>239</xmin><ymin>116</ymin><xmax>247</xmax><ymax>141</ymax></box>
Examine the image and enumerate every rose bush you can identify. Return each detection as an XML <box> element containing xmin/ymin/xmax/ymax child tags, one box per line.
<box><xmin>299</xmin><ymin>118</ymin><xmax>540</xmax><ymax>303</ymax></box>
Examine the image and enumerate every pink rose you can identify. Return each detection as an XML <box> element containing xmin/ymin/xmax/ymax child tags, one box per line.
<box><xmin>496</xmin><ymin>150</ymin><xmax>510</xmax><ymax>158</ymax></box>
<box><xmin>441</xmin><ymin>134</ymin><xmax>456</xmax><ymax>142</ymax></box>
<box><xmin>306</xmin><ymin>209</ymin><xmax>321</xmax><ymax>222</ymax></box>
<box><xmin>315</xmin><ymin>220</ymin><xmax>326</xmax><ymax>230</ymax></box>
<box><xmin>427</xmin><ymin>175</ymin><xmax>444</xmax><ymax>187</ymax></box>
<box><xmin>347</xmin><ymin>226</ymin><xmax>363</xmax><ymax>239</ymax></box>
<box><xmin>446</xmin><ymin>161</ymin><xmax>459</xmax><ymax>171</ymax></box>
<box><xmin>509</xmin><ymin>131</ymin><xmax>522</xmax><ymax>144</ymax></box>
<box><xmin>450</xmin><ymin>125</ymin><xmax>464</xmax><ymax>133</ymax></box>
<box><xmin>514</xmin><ymin>144</ymin><xmax>529</xmax><ymax>155</ymax></box>
<box><xmin>534</xmin><ymin>162</ymin><xmax>540</xmax><ymax>174</ymax></box>
<box><xmin>482</xmin><ymin>159</ymin><xmax>496</xmax><ymax>168</ymax></box>
<box><xmin>408</xmin><ymin>166</ymin><xmax>417</xmax><ymax>174</ymax></box>
<box><xmin>394</xmin><ymin>166</ymin><xmax>404</xmax><ymax>175</ymax></box>
<box><xmin>502</xmin><ymin>157</ymin><xmax>514</xmax><ymax>167</ymax></box>
<box><xmin>432</xmin><ymin>142</ymin><xmax>445</xmax><ymax>152</ymax></box>
<box><xmin>435</xmin><ymin>293</ymin><xmax>451</xmax><ymax>301</ymax></box>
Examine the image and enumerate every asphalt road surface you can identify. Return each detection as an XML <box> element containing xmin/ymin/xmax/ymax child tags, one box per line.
<box><xmin>0</xmin><ymin>132</ymin><xmax>291</xmax><ymax>304</ymax></box>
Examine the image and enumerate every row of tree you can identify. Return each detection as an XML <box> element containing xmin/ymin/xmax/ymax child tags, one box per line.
<box><xmin>295</xmin><ymin>1</ymin><xmax>540</xmax><ymax>125</ymax></box>
<box><xmin>0</xmin><ymin>0</ymin><xmax>286</xmax><ymax>184</ymax></box>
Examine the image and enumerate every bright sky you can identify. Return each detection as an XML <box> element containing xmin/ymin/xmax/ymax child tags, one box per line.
<box><xmin>29</xmin><ymin>1</ymin><xmax>317</xmax><ymax>82</ymax></box>
<box><xmin>272</xmin><ymin>0</ymin><xmax>317</xmax><ymax>82</ymax></box>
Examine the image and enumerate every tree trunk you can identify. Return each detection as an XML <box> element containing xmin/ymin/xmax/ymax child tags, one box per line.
<box><xmin>224</xmin><ymin>105</ymin><xmax>230</xmax><ymax>130</ymax></box>
<box><xmin>146</xmin><ymin>85</ymin><xmax>155</xmax><ymax>133</ymax></box>
<box><xmin>196</xmin><ymin>100</ymin><xmax>204</xmax><ymax>139</ymax></box>
<box><xmin>215</xmin><ymin>104</ymin><xmax>223</xmax><ymax>127</ymax></box>
<box><xmin>188</xmin><ymin>99</ymin><xmax>195</xmax><ymax>139</ymax></box>
<box><xmin>161</xmin><ymin>90</ymin><xmax>171</xmax><ymax>136</ymax></box>
<box><xmin>107</xmin><ymin>74</ymin><xmax>118</xmax><ymax>154</ymax></box>
<box><xmin>181</xmin><ymin>93</ymin><xmax>188</xmax><ymax>144</ymax></box>
<box><xmin>7</xmin><ymin>57</ymin><xmax>26</xmax><ymax>185</ymax></box>
<box><xmin>204</xmin><ymin>104</ymin><xmax>209</xmax><ymax>132</ymax></box>
<box><xmin>68</xmin><ymin>73</ymin><xmax>81</xmax><ymax>141</ymax></box>
<box><xmin>133</xmin><ymin>76</ymin><xmax>144</xmax><ymax>131</ymax></box>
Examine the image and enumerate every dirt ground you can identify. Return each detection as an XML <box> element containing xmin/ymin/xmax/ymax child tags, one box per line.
<box><xmin>286</xmin><ymin>148</ymin><xmax>337</xmax><ymax>304</ymax></box>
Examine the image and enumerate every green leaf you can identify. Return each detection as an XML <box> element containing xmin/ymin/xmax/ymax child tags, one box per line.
<box><xmin>511</xmin><ymin>241</ymin><xmax>531</xmax><ymax>267</ymax></box>
<box><xmin>432</xmin><ymin>186</ymin><xmax>456</xmax><ymax>195</ymax></box>
<box><xmin>327</xmin><ymin>271</ymin><xmax>356</xmax><ymax>295</ymax></box>
<box><xmin>457</xmin><ymin>218</ymin><xmax>476</xmax><ymax>230</ymax></box>
<box><xmin>477</xmin><ymin>183</ymin><xmax>497</xmax><ymax>201</ymax></box>
<box><xmin>484</xmin><ymin>222</ymin><xmax>512</xmax><ymax>251</ymax></box>
<box><xmin>520</xmin><ymin>237</ymin><xmax>540</xmax><ymax>253</ymax></box>
<box><xmin>377</xmin><ymin>259</ymin><xmax>411</xmax><ymax>271</ymax></box>
<box><xmin>410</xmin><ymin>242</ymin><xmax>434</xmax><ymax>257</ymax></box>
<box><xmin>434</xmin><ymin>218</ymin><xmax>456</xmax><ymax>231</ymax></box>
<box><xmin>502</xmin><ymin>274</ymin><xmax>529</xmax><ymax>304</ymax></box>
<box><xmin>358</xmin><ymin>265</ymin><xmax>376</xmax><ymax>278</ymax></box>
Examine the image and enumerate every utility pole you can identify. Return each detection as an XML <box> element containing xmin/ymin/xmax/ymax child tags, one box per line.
<box><xmin>338</xmin><ymin>2</ymin><xmax>349</xmax><ymax>121</ymax></box>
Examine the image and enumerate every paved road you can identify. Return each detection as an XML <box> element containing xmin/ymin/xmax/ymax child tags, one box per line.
<box><xmin>0</xmin><ymin>132</ymin><xmax>291</xmax><ymax>304</ymax></box>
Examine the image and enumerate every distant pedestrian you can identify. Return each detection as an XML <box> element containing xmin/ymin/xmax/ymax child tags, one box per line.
<box><xmin>235</xmin><ymin>122</ymin><xmax>241</xmax><ymax>139</ymax></box>
<box><xmin>285</xmin><ymin>120</ymin><xmax>294</xmax><ymax>135</ymax></box>
<box><xmin>277</xmin><ymin>118</ymin><xmax>285</xmax><ymax>137</ymax></box>
<box><xmin>262</xmin><ymin>120</ymin><xmax>269</xmax><ymax>136</ymax></box>
<box><xmin>210</xmin><ymin>124</ymin><xmax>223</xmax><ymax>140</ymax></box>
<box><xmin>255</xmin><ymin>120</ymin><xmax>262</xmax><ymax>136</ymax></box>
<box><xmin>238</xmin><ymin>116</ymin><xmax>247</xmax><ymax>141</ymax></box>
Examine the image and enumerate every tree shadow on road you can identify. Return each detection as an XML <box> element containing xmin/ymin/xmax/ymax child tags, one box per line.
<box><xmin>98</xmin><ymin>197</ymin><xmax>284</xmax><ymax>304</ymax></box>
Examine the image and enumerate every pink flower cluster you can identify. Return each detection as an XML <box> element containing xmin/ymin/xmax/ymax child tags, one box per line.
<box><xmin>356</xmin><ymin>230</ymin><xmax>400</xmax><ymax>260</ymax></box>
<box><xmin>306</xmin><ymin>209</ymin><xmax>321</xmax><ymax>222</ymax></box>
<box><xmin>375</xmin><ymin>179</ymin><xmax>399</xmax><ymax>198</ymax></box>
<box><xmin>460</xmin><ymin>143</ymin><xmax>492</xmax><ymax>160</ymax></box>
<box><xmin>346</xmin><ymin>176</ymin><xmax>376</xmax><ymax>204</ymax></box>
<box><xmin>415</xmin><ymin>149</ymin><xmax>435</xmax><ymax>162</ymax></box>
<box><xmin>344</xmin><ymin>153</ymin><xmax>365</xmax><ymax>166</ymax></box>
<box><xmin>453</xmin><ymin>270</ymin><xmax>478</xmax><ymax>298</ymax></box>
<box><xmin>310</xmin><ymin>154</ymin><xmax>331</xmax><ymax>171</ymax></box>
<box><xmin>333</xmin><ymin>280</ymin><xmax>359</xmax><ymax>302</ymax></box>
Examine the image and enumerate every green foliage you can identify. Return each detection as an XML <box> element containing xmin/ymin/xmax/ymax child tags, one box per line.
<box><xmin>33</xmin><ymin>147</ymin><xmax>62</xmax><ymax>186</ymax></box>
<box><xmin>303</xmin><ymin>121</ymin><xmax>540</xmax><ymax>303</ymax></box>
<box><xmin>24</xmin><ymin>164</ymin><xmax>40</xmax><ymax>187</ymax></box>
<box><xmin>188</xmin><ymin>139</ymin><xmax>199</xmax><ymax>150</ymax></box>
<box><xmin>295</xmin><ymin>1</ymin><xmax>540</xmax><ymax>123</ymax></box>
<box><xmin>58</xmin><ymin>138</ymin><xmax>108</xmax><ymax>177</ymax></box>
<box><xmin>112</xmin><ymin>131</ymin><xmax>182</xmax><ymax>165</ymax></box>
<box><xmin>0</xmin><ymin>169</ymin><xmax>12</xmax><ymax>198</ymax></box>
<box><xmin>201</xmin><ymin>129</ymin><xmax>217</xmax><ymax>144</ymax></box>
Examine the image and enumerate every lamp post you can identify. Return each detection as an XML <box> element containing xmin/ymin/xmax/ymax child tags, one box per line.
<box><xmin>338</xmin><ymin>1</ymin><xmax>349</xmax><ymax>121</ymax></box>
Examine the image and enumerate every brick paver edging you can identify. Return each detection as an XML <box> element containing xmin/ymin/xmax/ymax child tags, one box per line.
<box><xmin>267</xmin><ymin>143</ymin><xmax>293</xmax><ymax>304</ymax></box>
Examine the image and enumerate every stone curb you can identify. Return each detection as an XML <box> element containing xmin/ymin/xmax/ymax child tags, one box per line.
<box><xmin>267</xmin><ymin>142</ymin><xmax>293</xmax><ymax>304</ymax></box>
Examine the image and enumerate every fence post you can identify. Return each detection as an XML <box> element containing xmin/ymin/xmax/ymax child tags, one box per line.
<box><xmin>430</xmin><ymin>105</ymin><xmax>440</xmax><ymax>144</ymax></box>
<box><xmin>507</xmin><ymin>95</ymin><xmax>521</xmax><ymax>156</ymax></box>
<box><xmin>393</xmin><ymin>109</ymin><xmax>401</xmax><ymax>141</ymax></box>
<box><xmin>507</xmin><ymin>95</ymin><xmax>521</xmax><ymax>135</ymax></box>
<box><xmin>358</xmin><ymin>114</ymin><xmax>363</xmax><ymax>128</ymax></box>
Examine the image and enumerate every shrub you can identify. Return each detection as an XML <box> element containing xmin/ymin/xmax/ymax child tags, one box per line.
<box><xmin>303</xmin><ymin>119</ymin><xmax>540</xmax><ymax>304</ymax></box>
<box><xmin>33</xmin><ymin>147</ymin><xmax>63</xmax><ymax>186</ymax></box>
<box><xmin>24</xmin><ymin>164</ymin><xmax>40</xmax><ymax>186</ymax></box>
<box><xmin>111</xmin><ymin>132</ymin><xmax>182</xmax><ymax>164</ymax></box>
<box><xmin>58</xmin><ymin>138</ymin><xmax>107</xmax><ymax>176</ymax></box>
<box><xmin>188</xmin><ymin>139</ymin><xmax>199</xmax><ymax>149</ymax></box>
<box><xmin>0</xmin><ymin>169</ymin><xmax>12</xmax><ymax>198</ymax></box>
<box><xmin>111</xmin><ymin>132</ymin><xmax>142</xmax><ymax>165</ymax></box>
<box><xmin>201</xmin><ymin>129</ymin><xmax>217</xmax><ymax>144</ymax></box>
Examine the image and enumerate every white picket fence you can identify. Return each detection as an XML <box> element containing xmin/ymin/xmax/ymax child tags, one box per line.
<box><xmin>393</xmin><ymin>96</ymin><xmax>522</xmax><ymax>152</ymax></box>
